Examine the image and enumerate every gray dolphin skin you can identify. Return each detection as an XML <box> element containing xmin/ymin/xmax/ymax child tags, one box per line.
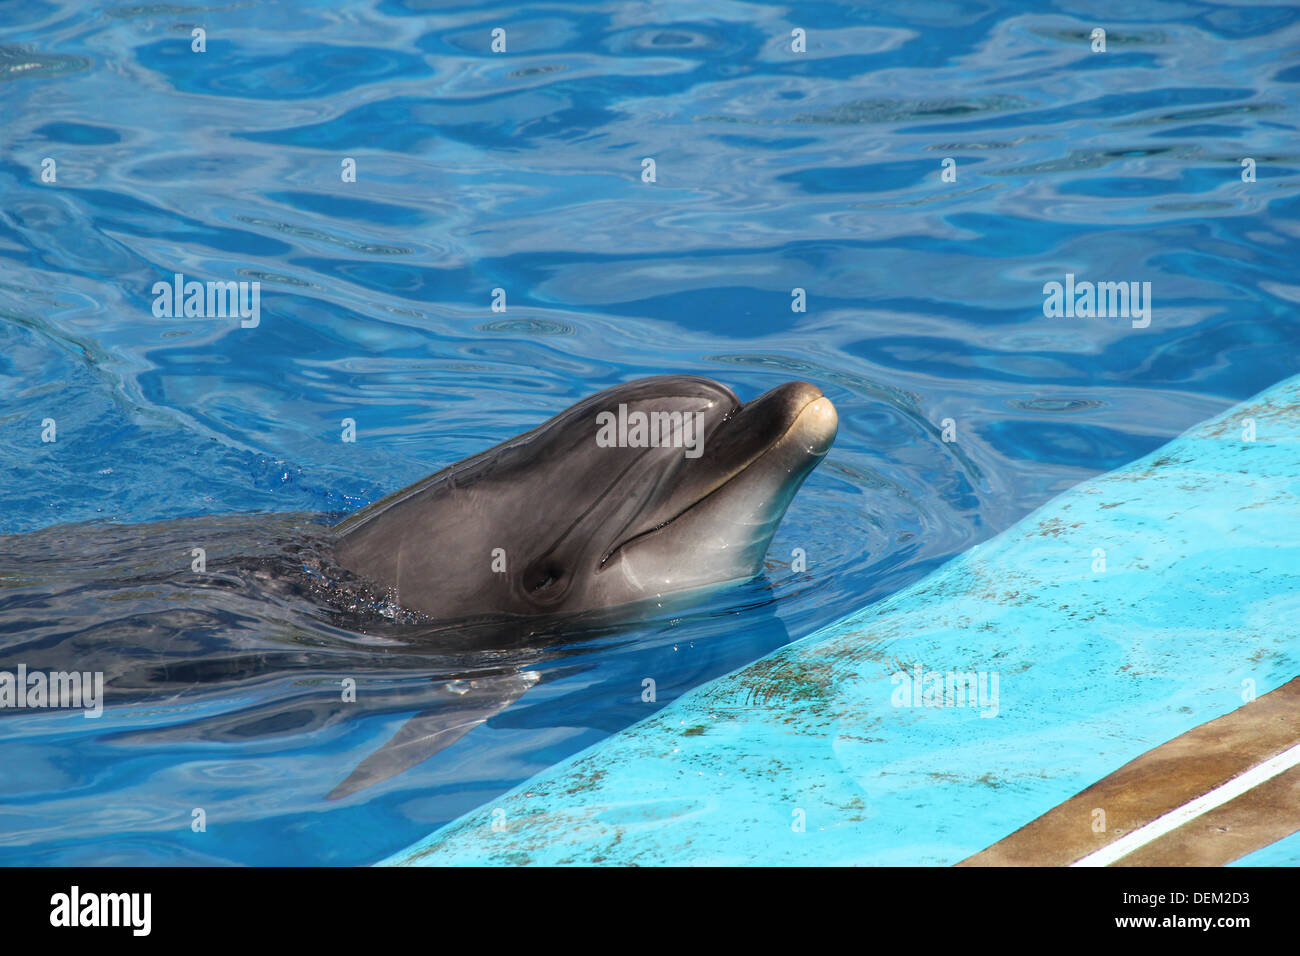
<box><xmin>325</xmin><ymin>375</ymin><xmax>837</xmax><ymax>798</ymax></box>
<box><xmin>332</xmin><ymin>375</ymin><xmax>838</xmax><ymax>623</ymax></box>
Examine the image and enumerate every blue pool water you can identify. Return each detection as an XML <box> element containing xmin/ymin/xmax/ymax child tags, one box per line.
<box><xmin>1</xmin><ymin>1</ymin><xmax>1298</xmax><ymax>865</ymax></box>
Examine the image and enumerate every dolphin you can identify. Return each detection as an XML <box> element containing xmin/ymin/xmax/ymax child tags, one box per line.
<box><xmin>325</xmin><ymin>375</ymin><xmax>837</xmax><ymax>797</ymax></box>
<box><xmin>0</xmin><ymin>375</ymin><xmax>835</xmax><ymax>801</ymax></box>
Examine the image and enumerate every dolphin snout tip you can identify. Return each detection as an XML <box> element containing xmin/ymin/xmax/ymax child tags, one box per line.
<box><xmin>761</xmin><ymin>381</ymin><xmax>837</xmax><ymax>456</ymax></box>
<box><xmin>797</xmin><ymin>394</ymin><xmax>838</xmax><ymax>455</ymax></box>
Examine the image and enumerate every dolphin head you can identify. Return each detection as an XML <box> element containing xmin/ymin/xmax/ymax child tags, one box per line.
<box><xmin>331</xmin><ymin>376</ymin><xmax>837</xmax><ymax>624</ymax></box>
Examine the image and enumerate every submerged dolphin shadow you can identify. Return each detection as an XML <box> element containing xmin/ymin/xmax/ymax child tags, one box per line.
<box><xmin>324</xmin><ymin>589</ymin><xmax>794</xmax><ymax>800</ymax></box>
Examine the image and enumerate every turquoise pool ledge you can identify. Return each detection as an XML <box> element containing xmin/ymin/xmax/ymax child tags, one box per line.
<box><xmin>384</xmin><ymin>375</ymin><xmax>1300</xmax><ymax>866</ymax></box>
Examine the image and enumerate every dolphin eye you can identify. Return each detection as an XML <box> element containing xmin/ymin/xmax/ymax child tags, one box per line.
<box><xmin>524</xmin><ymin>561</ymin><xmax>564</xmax><ymax>593</ymax></box>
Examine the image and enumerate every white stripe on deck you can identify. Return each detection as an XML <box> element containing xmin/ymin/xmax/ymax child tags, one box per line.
<box><xmin>1072</xmin><ymin>739</ymin><xmax>1300</xmax><ymax>867</ymax></box>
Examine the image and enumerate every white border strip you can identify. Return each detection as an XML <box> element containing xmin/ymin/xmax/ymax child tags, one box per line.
<box><xmin>1072</xmin><ymin>739</ymin><xmax>1300</xmax><ymax>867</ymax></box>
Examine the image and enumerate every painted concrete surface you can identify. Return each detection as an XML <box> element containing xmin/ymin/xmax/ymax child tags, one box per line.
<box><xmin>386</xmin><ymin>375</ymin><xmax>1300</xmax><ymax>866</ymax></box>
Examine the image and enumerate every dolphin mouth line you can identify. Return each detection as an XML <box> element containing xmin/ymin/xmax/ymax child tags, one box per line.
<box><xmin>597</xmin><ymin>390</ymin><xmax>832</xmax><ymax>569</ymax></box>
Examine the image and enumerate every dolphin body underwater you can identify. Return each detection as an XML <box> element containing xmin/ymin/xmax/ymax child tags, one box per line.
<box><xmin>0</xmin><ymin>376</ymin><xmax>837</xmax><ymax>799</ymax></box>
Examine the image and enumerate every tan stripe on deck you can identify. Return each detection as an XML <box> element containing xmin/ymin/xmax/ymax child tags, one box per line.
<box><xmin>959</xmin><ymin>676</ymin><xmax>1300</xmax><ymax>867</ymax></box>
